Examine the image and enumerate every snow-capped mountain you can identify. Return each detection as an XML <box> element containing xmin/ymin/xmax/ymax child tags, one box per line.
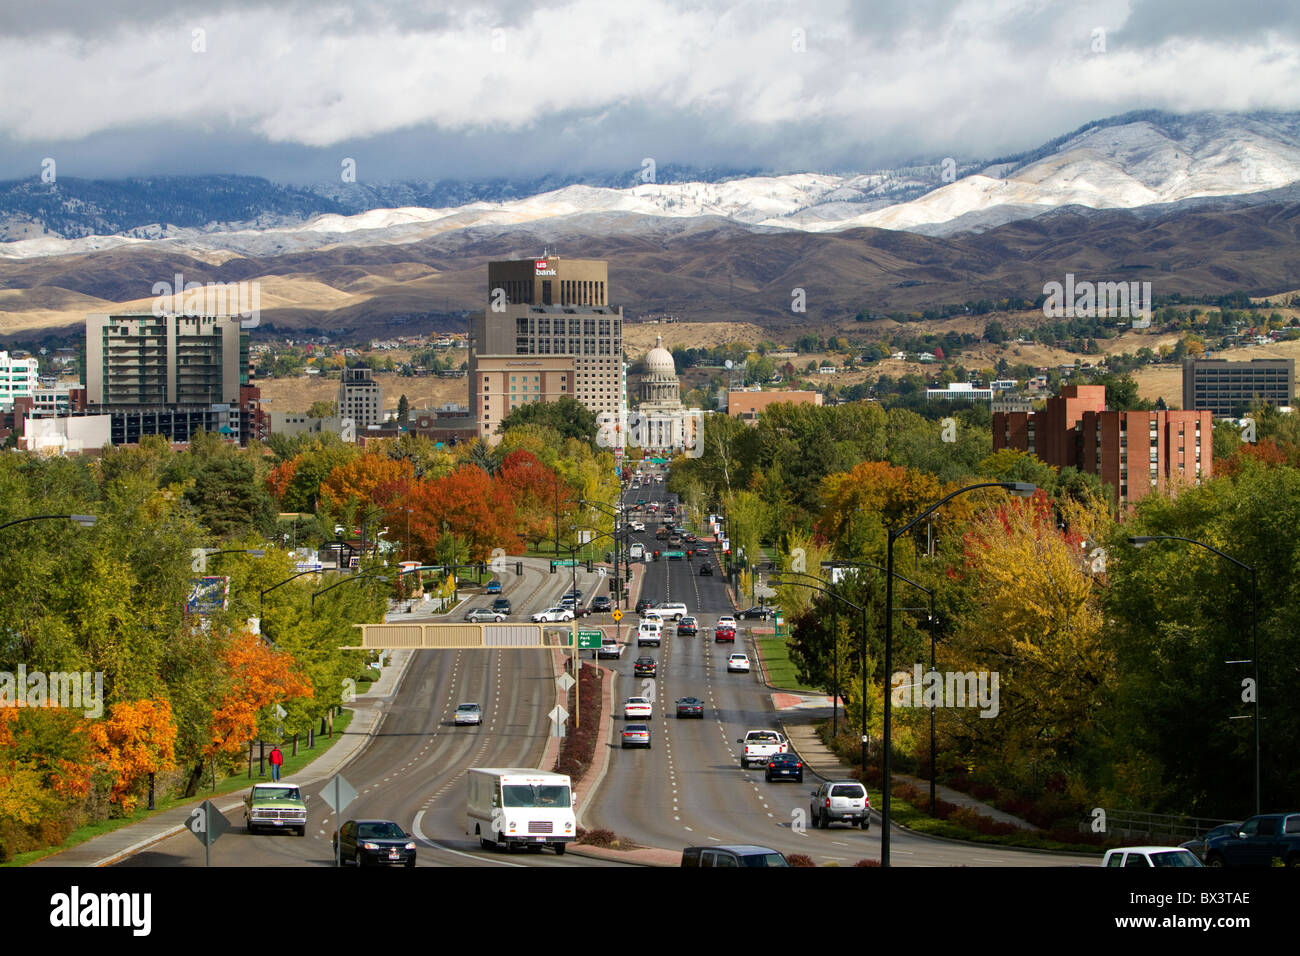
<box><xmin>3</xmin><ymin>110</ymin><xmax>1300</xmax><ymax>261</ymax></box>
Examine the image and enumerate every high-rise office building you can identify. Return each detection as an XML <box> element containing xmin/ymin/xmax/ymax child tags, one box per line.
<box><xmin>84</xmin><ymin>313</ymin><xmax>255</xmax><ymax>444</ymax></box>
<box><xmin>470</xmin><ymin>256</ymin><xmax>623</xmax><ymax>442</ymax></box>
<box><xmin>1182</xmin><ymin>358</ymin><xmax>1294</xmax><ymax>417</ymax></box>
<box><xmin>338</xmin><ymin>367</ymin><xmax>384</xmax><ymax>428</ymax></box>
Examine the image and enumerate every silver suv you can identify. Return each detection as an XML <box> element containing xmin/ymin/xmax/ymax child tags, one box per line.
<box><xmin>809</xmin><ymin>781</ymin><xmax>871</xmax><ymax>830</ymax></box>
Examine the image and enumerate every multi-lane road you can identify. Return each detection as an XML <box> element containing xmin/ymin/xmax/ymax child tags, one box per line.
<box><xmin>117</xmin><ymin>464</ymin><xmax>1094</xmax><ymax>867</ymax></box>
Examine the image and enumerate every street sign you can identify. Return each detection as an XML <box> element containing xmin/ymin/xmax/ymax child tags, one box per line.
<box><xmin>577</xmin><ymin>630</ymin><xmax>603</xmax><ymax>649</ymax></box>
<box><xmin>557</xmin><ymin>673</ymin><xmax>575</xmax><ymax>692</ymax></box>
<box><xmin>612</xmin><ymin>609</ymin><xmax>623</xmax><ymax>622</ymax></box>
<box><xmin>319</xmin><ymin>774</ymin><xmax>358</xmax><ymax>815</ymax></box>
<box><xmin>186</xmin><ymin>799</ymin><xmax>230</xmax><ymax>866</ymax></box>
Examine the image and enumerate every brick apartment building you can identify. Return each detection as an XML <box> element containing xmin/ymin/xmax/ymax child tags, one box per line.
<box><xmin>993</xmin><ymin>385</ymin><xmax>1212</xmax><ymax>507</ymax></box>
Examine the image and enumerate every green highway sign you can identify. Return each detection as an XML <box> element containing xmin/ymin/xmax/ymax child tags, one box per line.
<box><xmin>577</xmin><ymin>630</ymin><xmax>603</xmax><ymax>649</ymax></box>
<box><xmin>664</xmin><ymin>550</ymin><xmax>686</xmax><ymax>559</ymax></box>
<box><xmin>551</xmin><ymin>559</ymin><xmax>579</xmax><ymax>568</ymax></box>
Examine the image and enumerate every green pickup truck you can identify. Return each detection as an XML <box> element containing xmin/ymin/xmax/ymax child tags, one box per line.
<box><xmin>244</xmin><ymin>782</ymin><xmax>308</xmax><ymax>836</ymax></box>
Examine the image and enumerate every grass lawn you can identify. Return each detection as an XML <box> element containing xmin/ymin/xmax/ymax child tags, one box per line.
<box><xmin>5</xmin><ymin>708</ymin><xmax>356</xmax><ymax>867</ymax></box>
<box><xmin>754</xmin><ymin>633</ymin><xmax>818</xmax><ymax>692</ymax></box>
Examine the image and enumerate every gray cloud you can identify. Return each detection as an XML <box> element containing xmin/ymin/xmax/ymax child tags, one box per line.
<box><xmin>0</xmin><ymin>0</ymin><xmax>1295</xmax><ymax>183</ymax></box>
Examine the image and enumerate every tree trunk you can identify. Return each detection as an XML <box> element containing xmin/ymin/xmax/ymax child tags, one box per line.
<box><xmin>183</xmin><ymin>760</ymin><xmax>207</xmax><ymax>797</ymax></box>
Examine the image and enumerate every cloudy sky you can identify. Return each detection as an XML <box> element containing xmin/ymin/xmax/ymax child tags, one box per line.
<box><xmin>1</xmin><ymin>0</ymin><xmax>1298</xmax><ymax>184</ymax></box>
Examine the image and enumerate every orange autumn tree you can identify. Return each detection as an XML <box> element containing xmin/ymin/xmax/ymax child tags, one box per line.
<box><xmin>495</xmin><ymin>449</ymin><xmax>561</xmax><ymax>548</ymax></box>
<box><xmin>88</xmin><ymin>698</ymin><xmax>178</xmax><ymax>813</ymax></box>
<box><xmin>404</xmin><ymin>464</ymin><xmax>521</xmax><ymax>560</ymax></box>
<box><xmin>265</xmin><ymin>457</ymin><xmax>298</xmax><ymax>502</ymax></box>
<box><xmin>319</xmin><ymin>452</ymin><xmax>415</xmax><ymax>515</ymax></box>
<box><xmin>188</xmin><ymin>630</ymin><xmax>313</xmax><ymax>795</ymax></box>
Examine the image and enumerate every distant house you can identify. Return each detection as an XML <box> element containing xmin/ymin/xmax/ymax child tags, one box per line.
<box><xmin>918</xmin><ymin>352</ymin><xmax>936</xmax><ymax>363</ymax></box>
<box><xmin>890</xmin><ymin>351</ymin><xmax>906</xmax><ymax>361</ymax></box>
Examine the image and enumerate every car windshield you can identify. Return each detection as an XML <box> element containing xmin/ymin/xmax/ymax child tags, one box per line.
<box><xmin>501</xmin><ymin>784</ymin><xmax>571</xmax><ymax>808</ymax></box>
<box><xmin>255</xmin><ymin>787</ymin><xmax>300</xmax><ymax>801</ymax></box>
<box><xmin>739</xmin><ymin>852</ymin><xmax>789</xmax><ymax>867</ymax></box>
<box><xmin>1150</xmin><ymin>851</ymin><xmax>1201</xmax><ymax>867</ymax></box>
<box><xmin>357</xmin><ymin>822</ymin><xmax>406</xmax><ymax>840</ymax></box>
<box><xmin>750</xmin><ymin>733</ymin><xmax>779</xmax><ymax>742</ymax></box>
<box><xmin>457</xmin><ymin>704</ymin><xmax>479</xmax><ymax>712</ymax></box>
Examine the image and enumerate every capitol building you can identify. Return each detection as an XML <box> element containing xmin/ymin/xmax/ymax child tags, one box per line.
<box><xmin>633</xmin><ymin>335</ymin><xmax>703</xmax><ymax>454</ymax></box>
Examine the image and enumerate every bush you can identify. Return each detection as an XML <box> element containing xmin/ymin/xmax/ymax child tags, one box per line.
<box><xmin>576</xmin><ymin>827</ymin><xmax>623</xmax><ymax>848</ymax></box>
<box><xmin>786</xmin><ymin>853</ymin><xmax>817</xmax><ymax>867</ymax></box>
<box><xmin>853</xmin><ymin>858</ymin><xmax>881</xmax><ymax>867</ymax></box>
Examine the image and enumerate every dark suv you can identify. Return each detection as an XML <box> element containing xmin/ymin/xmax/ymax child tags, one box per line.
<box><xmin>1205</xmin><ymin>813</ymin><xmax>1300</xmax><ymax>866</ymax></box>
<box><xmin>636</xmin><ymin>597</ymin><xmax>655</xmax><ymax>615</ymax></box>
<box><xmin>681</xmin><ymin>845</ymin><xmax>789</xmax><ymax>867</ymax></box>
<box><xmin>592</xmin><ymin>596</ymin><xmax>612</xmax><ymax>613</ymax></box>
<box><xmin>491</xmin><ymin>598</ymin><xmax>511</xmax><ymax>614</ymax></box>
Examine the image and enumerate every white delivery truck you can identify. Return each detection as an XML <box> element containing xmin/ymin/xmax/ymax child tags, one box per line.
<box><xmin>467</xmin><ymin>767</ymin><xmax>576</xmax><ymax>854</ymax></box>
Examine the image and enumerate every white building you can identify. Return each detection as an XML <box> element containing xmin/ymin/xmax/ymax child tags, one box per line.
<box><xmin>926</xmin><ymin>382</ymin><xmax>994</xmax><ymax>403</ymax></box>
<box><xmin>0</xmin><ymin>350</ymin><xmax>40</xmax><ymax>409</ymax></box>
<box><xmin>629</xmin><ymin>335</ymin><xmax>702</xmax><ymax>454</ymax></box>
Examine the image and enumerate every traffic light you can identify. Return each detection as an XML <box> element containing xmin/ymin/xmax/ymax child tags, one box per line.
<box><xmin>686</xmin><ymin>549</ymin><xmax>694</xmax><ymax>560</ymax></box>
<box><xmin>549</xmin><ymin>561</ymin><xmax>556</xmax><ymax>574</ymax></box>
<box><xmin>653</xmin><ymin>550</ymin><xmax>660</xmax><ymax>561</ymax></box>
<box><xmin>586</xmin><ymin>560</ymin><xmax>593</xmax><ymax>573</ymax></box>
<box><xmin>516</xmin><ymin>561</ymin><xmax>523</xmax><ymax>576</ymax></box>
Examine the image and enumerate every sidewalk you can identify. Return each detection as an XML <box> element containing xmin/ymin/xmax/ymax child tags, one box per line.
<box><xmin>33</xmin><ymin>632</ymin><xmax>419</xmax><ymax>867</ymax></box>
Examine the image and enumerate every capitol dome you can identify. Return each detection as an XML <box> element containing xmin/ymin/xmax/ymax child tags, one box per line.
<box><xmin>644</xmin><ymin>335</ymin><xmax>676</xmax><ymax>377</ymax></box>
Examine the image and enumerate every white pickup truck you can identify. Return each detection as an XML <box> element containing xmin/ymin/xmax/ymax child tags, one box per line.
<box><xmin>737</xmin><ymin>729</ymin><xmax>789</xmax><ymax>769</ymax></box>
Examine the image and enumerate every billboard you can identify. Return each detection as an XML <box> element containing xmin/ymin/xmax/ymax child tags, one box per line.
<box><xmin>187</xmin><ymin>576</ymin><xmax>230</xmax><ymax>616</ymax></box>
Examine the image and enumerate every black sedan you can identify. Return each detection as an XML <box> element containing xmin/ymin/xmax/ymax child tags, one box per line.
<box><xmin>738</xmin><ymin>606</ymin><xmax>778</xmax><ymax>621</ymax></box>
<box><xmin>764</xmin><ymin>753</ymin><xmax>804</xmax><ymax>783</ymax></box>
<box><xmin>675</xmin><ymin>697</ymin><xmax>705</xmax><ymax>718</ymax></box>
<box><xmin>634</xmin><ymin>657</ymin><xmax>657</xmax><ymax>678</ymax></box>
<box><xmin>332</xmin><ymin>819</ymin><xmax>417</xmax><ymax>866</ymax></box>
<box><xmin>699</xmin><ymin>562</ymin><xmax>714</xmax><ymax>576</ymax></box>
<box><xmin>636</xmin><ymin>597</ymin><xmax>655</xmax><ymax>615</ymax></box>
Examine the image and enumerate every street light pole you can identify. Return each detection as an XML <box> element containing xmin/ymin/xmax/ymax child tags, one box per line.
<box><xmin>883</xmin><ymin>481</ymin><xmax>1035</xmax><ymax>867</ymax></box>
<box><xmin>1128</xmin><ymin>535</ymin><xmax>1260</xmax><ymax>816</ymax></box>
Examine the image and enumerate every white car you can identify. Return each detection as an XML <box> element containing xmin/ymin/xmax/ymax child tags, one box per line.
<box><xmin>656</xmin><ymin>602</ymin><xmax>689</xmax><ymax>621</ymax></box>
<box><xmin>624</xmin><ymin>697</ymin><xmax>653</xmax><ymax>719</ymax></box>
<box><xmin>454</xmin><ymin>702</ymin><xmax>482</xmax><ymax>725</ymax></box>
<box><xmin>716</xmin><ymin>615</ymin><xmax>738</xmax><ymax>630</ymax></box>
<box><xmin>1102</xmin><ymin>846</ymin><xmax>1204</xmax><ymax>867</ymax></box>
<box><xmin>628</xmin><ymin>520</ymin><xmax>646</xmax><ymax>533</ymax></box>
<box><xmin>629</xmin><ymin>543</ymin><xmax>646</xmax><ymax>560</ymax></box>
<box><xmin>637</xmin><ymin>620</ymin><xmax>663</xmax><ymax>647</ymax></box>
<box><xmin>727</xmin><ymin>653</ymin><xmax>751</xmax><ymax>673</ymax></box>
<box><xmin>532</xmin><ymin>606</ymin><xmax>575</xmax><ymax>623</ymax></box>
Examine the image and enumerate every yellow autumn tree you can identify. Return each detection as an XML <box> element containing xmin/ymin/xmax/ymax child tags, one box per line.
<box><xmin>938</xmin><ymin>490</ymin><xmax>1113</xmax><ymax>790</ymax></box>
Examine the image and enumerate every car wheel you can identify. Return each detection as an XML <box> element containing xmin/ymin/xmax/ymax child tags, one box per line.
<box><xmin>554</xmin><ymin>843</ymin><xmax>567</xmax><ymax>856</ymax></box>
<box><xmin>297</xmin><ymin>826</ymin><xmax>306</xmax><ymax>837</ymax></box>
<box><xmin>860</xmin><ymin>818</ymin><xmax>870</xmax><ymax>830</ymax></box>
<box><xmin>405</xmin><ymin>858</ymin><xmax>415</xmax><ymax>867</ymax></box>
<box><xmin>817</xmin><ymin>810</ymin><xmax>829</xmax><ymax>829</ymax></box>
<box><xmin>1206</xmin><ymin>853</ymin><xmax>1225</xmax><ymax>867</ymax></box>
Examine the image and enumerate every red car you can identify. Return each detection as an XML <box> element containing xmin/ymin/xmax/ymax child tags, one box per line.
<box><xmin>714</xmin><ymin>624</ymin><xmax>736</xmax><ymax>643</ymax></box>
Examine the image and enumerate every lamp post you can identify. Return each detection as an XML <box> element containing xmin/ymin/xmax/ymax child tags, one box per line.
<box><xmin>882</xmin><ymin>481</ymin><xmax>1035</xmax><ymax>867</ymax></box>
<box><xmin>0</xmin><ymin>513</ymin><xmax>98</xmax><ymax>532</ymax></box>
<box><xmin>1128</xmin><ymin>535</ymin><xmax>1260</xmax><ymax>816</ymax></box>
<box><xmin>771</xmin><ymin>573</ymin><xmax>870</xmax><ymax>816</ymax></box>
<box><xmin>311</xmin><ymin>570</ymin><xmax>389</xmax><ymax>607</ymax></box>
<box><xmin>823</xmin><ymin>560</ymin><xmax>937</xmax><ymax>814</ymax></box>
